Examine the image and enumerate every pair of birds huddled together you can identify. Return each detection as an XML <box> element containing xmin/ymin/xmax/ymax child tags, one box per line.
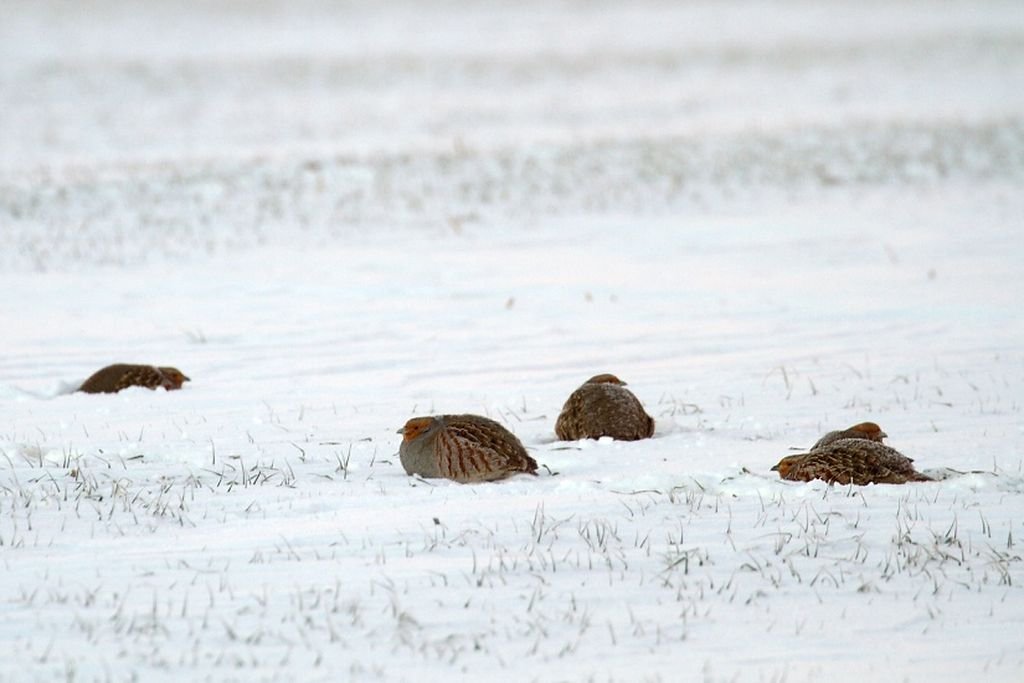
<box><xmin>772</xmin><ymin>421</ymin><xmax>932</xmax><ymax>485</ymax></box>
<box><xmin>76</xmin><ymin>364</ymin><xmax>932</xmax><ymax>486</ymax></box>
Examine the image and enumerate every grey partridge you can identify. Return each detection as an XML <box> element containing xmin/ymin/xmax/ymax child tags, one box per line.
<box><xmin>771</xmin><ymin>439</ymin><xmax>932</xmax><ymax>485</ymax></box>
<box><xmin>78</xmin><ymin>364</ymin><xmax>190</xmax><ymax>394</ymax></box>
<box><xmin>811</xmin><ymin>421</ymin><xmax>887</xmax><ymax>450</ymax></box>
<box><xmin>397</xmin><ymin>414</ymin><xmax>538</xmax><ymax>483</ymax></box>
<box><xmin>554</xmin><ymin>374</ymin><xmax>654</xmax><ymax>441</ymax></box>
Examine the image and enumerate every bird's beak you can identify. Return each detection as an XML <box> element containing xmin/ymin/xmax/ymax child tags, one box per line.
<box><xmin>879</xmin><ymin>431</ymin><xmax>888</xmax><ymax>439</ymax></box>
<box><xmin>183</xmin><ymin>375</ymin><xmax>191</xmax><ymax>382</ymax></box>
<box><xmin>770</xmin><ymin>464</ymin><xmax>779</xmax><ymax>472</ymax></box>
<box><xmin>396</xmin><ymin>427</ymin><xmax>405</xmax><ymax>434</ymax></box>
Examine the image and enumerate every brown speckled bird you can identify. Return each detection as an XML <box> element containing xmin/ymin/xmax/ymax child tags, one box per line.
<box><xmin>771</xmin><ymin>439</ymin><xmax>932</xmax><ymax>485</ymax></box>
<box><xmin>811</xmin><ymin>421</ymin><xmax>887</xmax><ymax>450</ymax></box>
<box><xmin>78</xmin><ymin>364</ymin><xmax>190</xmax><ymax>394</ymax></box>
<box><xmin>397</xmin><ymin>414</ymin><xmax>538</xmax><ymax>483</ymax></box>
<box><xmin>554</xmin><ymin>374</ymin><xmax>655</xmax><ymax>441</ymax></box>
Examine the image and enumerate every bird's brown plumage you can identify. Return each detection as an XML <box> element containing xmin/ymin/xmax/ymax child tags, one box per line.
<box><xmin>811</xmin><ymin>421</ymin><xmax>887</xmax><ymax>450</ymax></box>
<box><xmin>398</xmin><ymin>414</ymin><xmax>538</xmax><ymax>483</ymax></box>
<box><xmin>78</xmin><ymin>364</ymin><xmax>190</xmax><ymax>394</ymax></box>
<box><xmin>554</xmin><ymin>374</ymin><xmax>654</xmax><ymax>441</ymax></box>
<box><xmin>771</xmin><ymin>439</ymin><xmax>932</xmax><ymax>485</ymax></box>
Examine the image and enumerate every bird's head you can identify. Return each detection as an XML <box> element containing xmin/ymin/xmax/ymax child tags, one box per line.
<box><xmin>771</xmin><ymin>454</ymin><xmax>803</xmax><ymax>478</ymax></box>
<box><xmin>159</xmin><ymin>367</ymin><xmax>190</xmax><ymax>389</ymax></box>
<box><xmin>397</xmin><ymin>416</ymin><xmax>441</xmax><ymax>442</ymax></box>
<box><xmin>847</xmin><ymin>422</ymin><xmax>887</xmax><ymax>442</ymax></box>
<box><xmin>585</xmin><ymin>373</ymin><xmax>626</xmax><ymax>386</ymax></box>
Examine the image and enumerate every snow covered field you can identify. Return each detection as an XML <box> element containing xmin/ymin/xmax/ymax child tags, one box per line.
<box><xmin>2</xmin><ymin>1</ymin><xmax>1024</xmax><ymax>680</ymax></box>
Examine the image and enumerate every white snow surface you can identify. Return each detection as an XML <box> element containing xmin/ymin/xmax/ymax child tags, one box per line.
<box><xmin>2</xmin><ymin>1</ymin><xmax>1024</xmax><ymax>681</ymax></box>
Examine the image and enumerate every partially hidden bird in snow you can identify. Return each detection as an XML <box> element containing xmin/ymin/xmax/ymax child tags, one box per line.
<box><xmin>554</xmin><ymin>374</ymin><xmax>655</xmax><ymax>441</ymax></box>
<box><xmin>78</xmin><ymin>364</ymin><xmax>190</xmax><ymax>394</ymax></box>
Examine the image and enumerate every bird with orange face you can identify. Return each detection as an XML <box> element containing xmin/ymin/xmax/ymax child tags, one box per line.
<box><xmin>772</xmin><ymin>421</ymin><xmax>931</xmax><ymax>485</ymax></box>
<box><xmin>78</xmin><ymin>364</ymin><xmax>190</xmax><ymax>394</ymax></box>
<box><xmin>811</xmin><ymin>421</ymin><xmax>887</xmax><ymax>449</ymax></box>
<box><xmin>555</xmin><ymin>374</ymin><xmax>655</xmax><ymax>441</ymax></box>
<box><xmin>397</xmin><ymin>414</ymin><xmax>538</xmax><ymax>483</ymax></box>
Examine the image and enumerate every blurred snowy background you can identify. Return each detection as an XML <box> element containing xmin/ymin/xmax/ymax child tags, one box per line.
<box><xmin>3</xmin><ymin>0</ymin><xmax>1022</xmax><ymax>270</ymax></box>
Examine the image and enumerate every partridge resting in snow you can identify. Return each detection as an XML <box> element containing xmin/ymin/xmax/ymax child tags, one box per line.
<box><xmin>771</xmin><ymin>439</ymin><xmax>932</xmax><ymax>485</ymax></box>
<box><xmin>554</xmin><ymin>374</ymin><xmax>655</xmax><ymax>441</ymax></box>
<box><xmin>397</xmin><ymin>414</ymin><xmax>538</xmax><ymax>483</ymax></box>
<box><xmin>811</xmin><ymin>421</ymin><xmax>888</xmax><ymax>450</ymax></box>
<box><xmin>78</xmin><ymin>364</ymin><xmax>190</xmax><ymax>394</ymax></box>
